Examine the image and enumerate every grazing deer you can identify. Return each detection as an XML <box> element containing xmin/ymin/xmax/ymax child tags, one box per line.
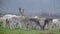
<box><xmin>42</xmin><ymin>18</ymin><xmax>53</xmax><ymax>30</ymax></box>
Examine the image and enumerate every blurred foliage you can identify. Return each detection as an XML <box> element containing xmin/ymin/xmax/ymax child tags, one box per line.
<box><xmin>0</xmin><ymin>21</ymin><xmax>2</xmax><ymax>27</ymax></box>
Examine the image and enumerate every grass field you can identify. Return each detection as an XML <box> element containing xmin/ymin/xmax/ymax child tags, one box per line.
<box><xmin>0</xmin><ymin>21</ymin><xmax>60</xmax><ymax>34</ymax></box>
<box><xmin>0</xmin><ymin>27</ymin><xmax>60</xmax><ymax>34</ymax></box>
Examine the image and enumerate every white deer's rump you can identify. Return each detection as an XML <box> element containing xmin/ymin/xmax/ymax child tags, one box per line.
<box><xmin>50</xmin><ymin>19</ymin><xmax>60</xmax><ymax>29</ymax></box>
<box><xmin>0</xmin><ymin>17</ymin><xmax>6</xmax><ymax>27</ymax></box>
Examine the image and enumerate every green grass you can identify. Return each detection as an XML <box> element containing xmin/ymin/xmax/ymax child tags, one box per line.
<box><xmin>0</xmin><ymin>27</ymin><xmax>60</xmax><ymax>34</ymax></box>
<box><xmin>0</xmin><ymin>21</ymin><xmax>60</xmax><ymax>34</ymax></box>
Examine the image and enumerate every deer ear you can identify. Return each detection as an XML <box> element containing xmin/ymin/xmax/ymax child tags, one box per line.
<box><xmin>19</xmin><ymin>8</ymin><xmax>24</xmax><ymax>16</ymax></box>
